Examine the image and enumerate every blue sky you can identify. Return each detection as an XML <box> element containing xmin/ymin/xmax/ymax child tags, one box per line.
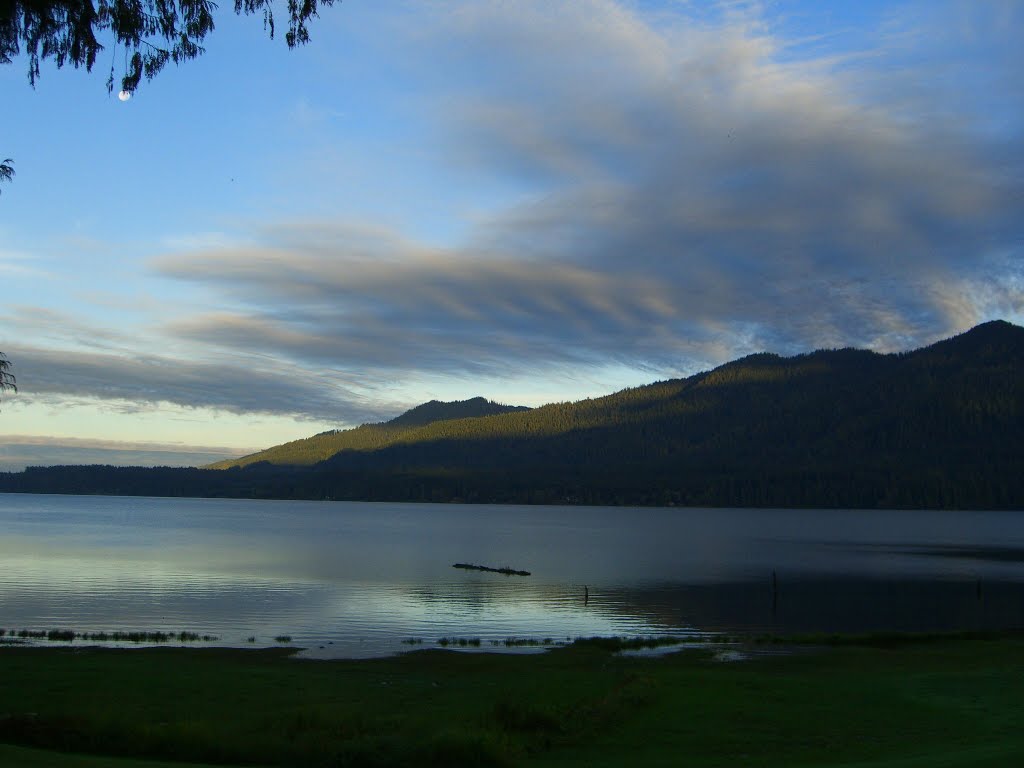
<box><xmin>1</xmin><ymin>0</ymin><xmax>1022</xmax><ymax>469</ymax></box>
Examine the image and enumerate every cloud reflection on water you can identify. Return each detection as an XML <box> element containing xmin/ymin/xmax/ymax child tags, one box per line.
<box><xmin>3</xmin><ymin>496</ymin><xmax>1024</xmax><ymax>656</ymax></box>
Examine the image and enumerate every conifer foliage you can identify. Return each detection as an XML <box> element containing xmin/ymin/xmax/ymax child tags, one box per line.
<box><xmin>1</xmin><ymin>0</ymin><xmax>337</xmax><ymax>95</ymax></box>
<box><xmin>0</xmin><ymin>158</ymin><xmax>12</xmax><ymax>193</ymax></box>
<box><xmin>0</xmin><ymin>352</ymin><xmax>15</xmax><ymax>406</ymax></box>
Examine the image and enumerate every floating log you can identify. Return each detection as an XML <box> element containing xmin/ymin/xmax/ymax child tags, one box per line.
<box><xmin>453</xmin><ymin>562</ymin><xmax>531</xmax><ymax>576</ymax></box>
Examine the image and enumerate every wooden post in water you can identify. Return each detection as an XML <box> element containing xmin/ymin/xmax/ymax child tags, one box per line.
<box><xmin>584</xmin><ymin>585</ymin><xmax>589</xmax><ymax>606</ymax></box>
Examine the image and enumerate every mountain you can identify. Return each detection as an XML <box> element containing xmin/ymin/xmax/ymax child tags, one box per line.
<box><xmin>386</xmin><ymin>397</ymin><xmax>531</xmax><ymax>428</ymax></box>
<box><xmin>3</xmin><ymin>320</ymin><xmax>1022</xmax><ymax>509</ymax></box>
<box><xmin>208</xmin><ymin>397</ymin><xmax>530</xmax><ymax>469</ymax></box>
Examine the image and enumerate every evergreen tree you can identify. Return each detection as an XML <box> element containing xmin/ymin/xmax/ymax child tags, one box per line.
<box><xmin>0</xmin><ymin>158</ymin><xmax>12</xmax><ymax>193</ymax></box>
<box><xmin>0</xmin><ymin>352</ymin><xmax>15</xmax><ymax>406</ymax></box>
<box><xmin>2</xmin><ymin>1</ymin><xmax>337</xmax><ymax>95</ymax></box>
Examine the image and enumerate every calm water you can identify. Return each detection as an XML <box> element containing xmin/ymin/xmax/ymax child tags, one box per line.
<box><xmin>2</xmin><ymin>494</ymin><xmax>1023</xmax><ymax>657</ymax></box>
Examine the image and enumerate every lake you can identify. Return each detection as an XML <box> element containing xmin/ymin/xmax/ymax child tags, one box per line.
<box><xmin>2</xmin><ymin>494</ymin><xmax>1023</xmax><ymax>657</ymax></box>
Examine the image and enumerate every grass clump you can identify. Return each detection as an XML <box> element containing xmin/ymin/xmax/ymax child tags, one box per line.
<box><xmin>4</xmin><ymin>629</ymin><xmax>220</xmax><ymax>644</ymax></box>
<box><xmin>570</xmin><ymin>635</ymin><xmax>704</xmax><ymax>652</ymax></box>
<box><xmin>493</xmin><ymin>637</ymin><xmax>566</xmax><ymax>647</ymax></box>
<box><xmin>437</xmin><ymin>637</ymin><xmax>482</xmax><ymax>648</ymax></box>
<box><xmin>492</xmin><ymin>700</ymin><xmax>563</xmax><ymax>735</ymax></box>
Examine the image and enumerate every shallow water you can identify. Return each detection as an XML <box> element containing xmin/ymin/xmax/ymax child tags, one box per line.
<box><xmin>1</xmin><ymin>494</ymin><xmax>1022</xmax><ymax>657</ymax></box>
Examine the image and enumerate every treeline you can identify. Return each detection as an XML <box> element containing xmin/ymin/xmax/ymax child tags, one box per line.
<box><xmin>1</xmin><ymin>320</ymin><xmax>1022</xmax><ymax>509</ymax></box>
<box><xmin>2</xmin><ymin>456</ymin><xmax>1020</xmax><ymax>509</ymax></box>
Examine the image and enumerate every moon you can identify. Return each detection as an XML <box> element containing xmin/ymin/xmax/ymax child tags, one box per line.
<box><xmin>118</xmin><ymin>90</ymin><xmax>132</xmax><ymax>102</ymax></box>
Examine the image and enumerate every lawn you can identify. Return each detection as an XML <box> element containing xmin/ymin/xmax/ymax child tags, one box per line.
<box><xmin>0</xmin><ymin>634</ymin><xmax>1022</xmax><ymax>767</ymax></box>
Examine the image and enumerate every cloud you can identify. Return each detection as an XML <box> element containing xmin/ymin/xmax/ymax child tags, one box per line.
<box><xmin>3</xmin><ymin>306</ymin><xmax>143</xmax><ymax>353</ymax></box>
<box><xmin>0</xmin><ymin>249</ymin><xmax>51</xmax><ymax>278</ymax></box>
<box><xmin>3</xmin><ymin>344</ymin><xmax>397</xmax><ymax>424</ymax></box>
<box><xmin>152</xmin><ymin>0</ymin><xmax>1022</xmax><ymax>387</ymax></box>
<box><xmin>156</xmin><ymin>231</ymin><xmax>706</xmax><ymax>374</ymax></box>
<box><xmin>441</xmin><ymin>0</ymin><xmax>1022</xmax><ymax>344</ymax></box>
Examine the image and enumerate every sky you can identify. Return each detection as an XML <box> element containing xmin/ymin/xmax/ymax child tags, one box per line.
<box><xmin>1</xmin><ymin>0</ymin><xmax>1022</xmax><ymax>470</ymax></box>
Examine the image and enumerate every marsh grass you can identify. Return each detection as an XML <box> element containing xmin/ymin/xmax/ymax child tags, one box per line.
<box><xmin>569</xmin><ymin>635</ymin><xmax>707</xmax><ymax>652</ymax></box>
<box><xmin>493</xmin><ymin>637</ymin><xmax>563</xmax><ymax>647</ymax></box>
<box><xmin>1</xmin><ymin>629</ymin><xmax>219</xmax><ymax>644</ymax></box>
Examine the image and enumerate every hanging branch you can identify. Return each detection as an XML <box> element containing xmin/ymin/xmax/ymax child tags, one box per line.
<box><xmin>0</xmin><ymin>158</ymin><xmax>13</xmax><ymax>194</ymax></box>
<box><xmin>2</xmin><ymin>0</ymin><xmax>338</xmax><ymax>95</ymax></box>
<box><xmin>0</xmin><ymin>352</ymin><xmax>16</xmax><ymax>408</ymax></box>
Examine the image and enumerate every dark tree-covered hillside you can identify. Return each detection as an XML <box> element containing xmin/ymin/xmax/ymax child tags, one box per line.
<box><xmin>2</xmin><ymin>321</ymin><xmax>1022</xmax><ymax>509</ymax></box>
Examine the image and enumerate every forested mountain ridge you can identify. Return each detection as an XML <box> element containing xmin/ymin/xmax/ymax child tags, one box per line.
<box><xmin>386</xmin><ymin>397</ymin><xmax>531</xmax><ymax>428</ymax></box>
<box><xmin>208</xmin><ymin>397</ymin><xmax>530</xmax><ymax>469</ymax></box>
<box><xmin>217</xmin><ymin>319</ymin><xmax>1023</xmax><ymax>474</ymax></box>
<box><xmin>2</xmin><ymin>320</ymin><xmax>1022</xmax><ymax>509</ymax></box>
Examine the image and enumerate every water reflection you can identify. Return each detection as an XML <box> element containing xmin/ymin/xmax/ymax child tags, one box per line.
<box><xmin>2</xmin><ymin>494</ymin><xmax>1023</xmax><ymax>657</ymax></box>
<box><xmin>599</xmin><ymin>577</ymin><xmax>1024</xmax><ymax>635</ymax></box>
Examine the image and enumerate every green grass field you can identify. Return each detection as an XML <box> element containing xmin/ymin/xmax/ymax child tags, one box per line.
<box><xmin>1</xmin><ymin>634</ymin><xmax>1022</xmax><ymax>767</ymax></box>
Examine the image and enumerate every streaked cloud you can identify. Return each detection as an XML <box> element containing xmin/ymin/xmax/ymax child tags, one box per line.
<box><xmin>156</xmin><ymin>232</ymin><xmax>710</xmax><ymax>374</ymax></box>
<box><xmin>0</xmin><ymin>249</ymin><xmax>50</xmax><ymax>278</ymax></box>
<box><xmin>152</xmin><ymin>0</ymin><xmax>1022</xmax><ymax>387</ymax></box>
<box><xmin>4</xmin><ymin>344</ymin><xmax>397</xmax><ymax>424</ymax></box>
